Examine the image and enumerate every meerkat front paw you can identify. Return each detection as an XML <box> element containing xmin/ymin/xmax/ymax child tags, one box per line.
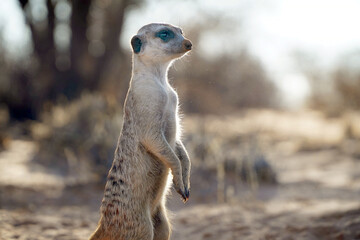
<box><xmin>182</xmin><ymin>165</ymin><xmax>191</xmax><ymax>202</ymax></box>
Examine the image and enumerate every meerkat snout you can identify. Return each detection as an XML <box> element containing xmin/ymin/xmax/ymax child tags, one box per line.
<box><xmin>183</xmin><ymin>39</ymin><xmax>192</xmax><ymax>51</ymax></box>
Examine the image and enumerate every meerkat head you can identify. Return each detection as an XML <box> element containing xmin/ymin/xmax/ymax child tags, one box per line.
<box><xmin>131</xmin><ymin>23</ymin><xmax>192</xmax><ymax>64</ymax></box>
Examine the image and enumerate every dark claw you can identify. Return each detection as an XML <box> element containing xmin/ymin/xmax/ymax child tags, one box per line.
<box><xmin>185</xmin><ymin>187</ymin><xmax>190</xmax><ymax>200</ymax></box>
<box><xmin>176</xmin><ymin>188</ymin><xmax>188</xmax><ymax>203</ymax></box>
<box><xmin>181</xmin><ymin>187</ymin><xmax>190</xmax><ymax>203</ymax></box>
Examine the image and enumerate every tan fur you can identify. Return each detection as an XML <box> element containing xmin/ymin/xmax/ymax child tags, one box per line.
<box><xmin>89</xmin><ymin>23</ymin><xmax>192</xmax><ymax>240</ymax></box>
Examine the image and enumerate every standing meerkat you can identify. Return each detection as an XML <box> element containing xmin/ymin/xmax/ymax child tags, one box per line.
<box><xmin>89</xmin><ymin>23</ymin><xmax>192</xmax><ymax>240</ymax></box>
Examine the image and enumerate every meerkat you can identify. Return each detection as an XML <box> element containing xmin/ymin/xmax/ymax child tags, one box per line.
<box><xmin>89</xmin><ymin>23</ymin><xmax>192</xmax><ymax>240</ymax></box>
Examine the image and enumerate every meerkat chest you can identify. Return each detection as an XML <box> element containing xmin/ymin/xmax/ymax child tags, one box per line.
<box><xmin>162</xmin><ymin>86</ymin><xmax>178</xmax><ymax>143</ymax></box>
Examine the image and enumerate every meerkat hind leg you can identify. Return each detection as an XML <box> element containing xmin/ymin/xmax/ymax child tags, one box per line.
<box><xmin>153</xmin><ymin>205</ymin><xmax>170</xmax><ymax>240</ymax></box>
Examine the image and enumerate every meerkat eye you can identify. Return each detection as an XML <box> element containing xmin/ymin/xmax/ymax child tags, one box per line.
<box><xmin>161</xmin><ymin>32</ymin><xmax>168</xmax><ymax>37</ymax></box>
<box><xmin>156</xmin><ymin>29</ymin><xmax>175</xmax><ymax>42</ymax></box>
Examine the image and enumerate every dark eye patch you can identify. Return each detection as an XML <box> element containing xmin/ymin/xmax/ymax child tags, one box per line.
<box><xmin>155</xmin><ymin>29</ymin><xmax>175</xmax><ymax>42</ymax></box>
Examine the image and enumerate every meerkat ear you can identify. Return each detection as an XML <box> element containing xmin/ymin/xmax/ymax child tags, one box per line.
<box><xmin>131</xmin><ymin>35</ymin><xmax>142</xmax><ymax>54</ymax></box>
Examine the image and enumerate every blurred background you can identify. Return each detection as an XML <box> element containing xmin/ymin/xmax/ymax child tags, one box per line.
<box><xmin>1</xmin><ymin>0</ymin><xmax>360</xmax><ymax>239</ymax></box>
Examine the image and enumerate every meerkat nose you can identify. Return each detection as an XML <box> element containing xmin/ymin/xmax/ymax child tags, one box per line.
<box><xmin>183</xmin><ymin>40</ymin><xmax>192</xmax><ymax>51</ymax></box>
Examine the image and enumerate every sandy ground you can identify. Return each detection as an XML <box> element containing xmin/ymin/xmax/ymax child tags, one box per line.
<box><xmin>1</xmin><ymin>136</ymin><xmax>360</xmax><ymax>240</ymax></box>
